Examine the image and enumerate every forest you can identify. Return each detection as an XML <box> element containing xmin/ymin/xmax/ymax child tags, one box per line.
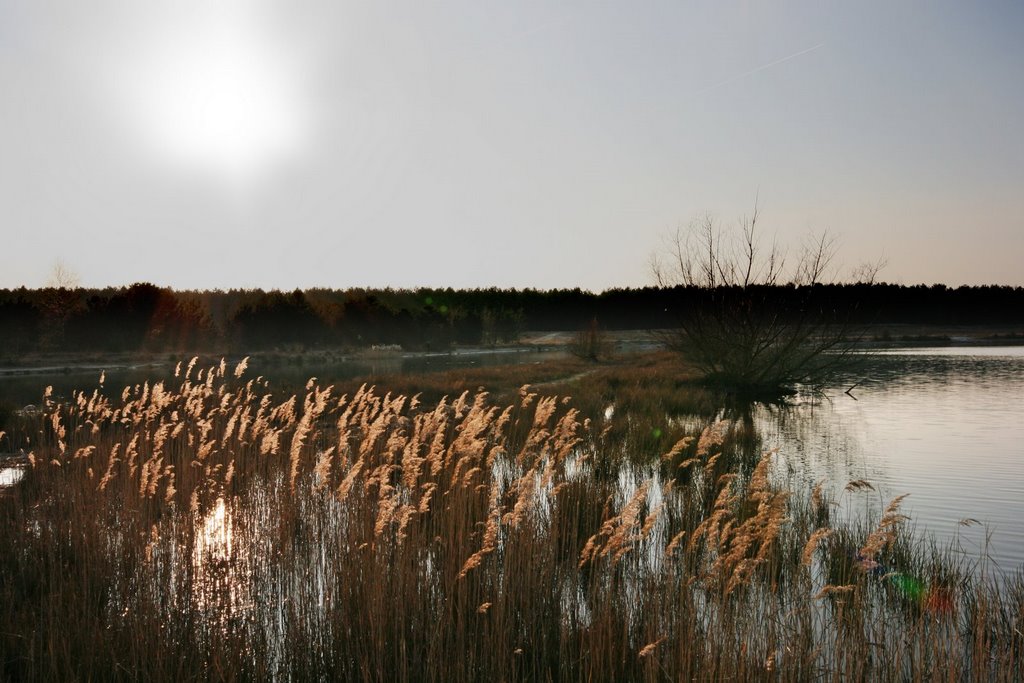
<box><xmin>1</xmin><ymin>282</ymin><xmax>1022</xmax><ymax>356</ymax></box>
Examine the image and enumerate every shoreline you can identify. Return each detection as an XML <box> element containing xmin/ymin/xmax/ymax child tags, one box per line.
<box><xmin>1</xmin><ymin>323</ymin><xmax>1022</xmax><ymax>376</ymax></box>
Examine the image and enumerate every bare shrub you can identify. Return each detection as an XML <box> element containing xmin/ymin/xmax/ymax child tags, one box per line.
<box><xmin>652</xmin><ymin>203</ymin><xmax>876</xmax><ymax>395</ymax></box>
<box><xmin>569</xmin><ymin>317</ymin><xmax>612</xmax><ymax>362</ymax></box>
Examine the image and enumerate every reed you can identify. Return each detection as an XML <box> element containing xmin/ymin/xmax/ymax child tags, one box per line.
<box><xmin>0</xmin><ymin>358</ymin><xmax>1021</xmax><ymax>681</ymax></box>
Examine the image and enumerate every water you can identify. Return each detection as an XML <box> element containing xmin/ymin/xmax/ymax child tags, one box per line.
<box><xmin>0</xmin><ymin>347</ymin><xmax>567</xmax><ymax>407</ymax></box>
<box><xmin>0</xmin><ymin>466</ymin><xmax>25</xmax><ymax>487</ymax></box>
<box><xmin>758</xmin><ymin>346</ymin><xmax>1024</xmax><ymax>569</ymax></box>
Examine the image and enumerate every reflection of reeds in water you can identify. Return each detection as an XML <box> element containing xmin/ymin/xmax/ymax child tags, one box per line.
<box><xmin>0</xmin><ymin>357</ymin><xmax>1021</xmax><ymax>681</ymax></box>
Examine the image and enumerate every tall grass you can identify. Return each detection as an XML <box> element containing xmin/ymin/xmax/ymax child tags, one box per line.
<box><xmin>0</xmin><ymin>357</ymin><xmax>1021</xmax><ymax>680</ymax></box>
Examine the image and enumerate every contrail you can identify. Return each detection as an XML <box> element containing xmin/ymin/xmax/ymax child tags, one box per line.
<box><xmin>695</xmin><ymin>42</ymin><xmax>825</xmax><ymax>94</ymax></box>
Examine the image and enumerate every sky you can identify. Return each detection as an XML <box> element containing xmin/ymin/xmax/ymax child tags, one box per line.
<box><xmin>1</xmin><ymin>0</ymin><xmax>1022</xmax><ymax>291</ymax></box>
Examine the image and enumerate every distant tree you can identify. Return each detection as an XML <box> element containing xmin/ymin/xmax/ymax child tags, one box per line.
<box><xmin>145</xmin><ymin>290</ymin><xmax>216</xmax><ymax>350</ymax></box>
<box><xmin>0</xmin><ymin>293</ymin><xmax>41</xmax><ymax>355</ymax></box>
<box><xmin>570</xmin><ymin>317</ymin><xmax>613</xmax><ymax>362</ymax></box>
<box><xmin>651</xmin><ymin>205</ymin><xmax>874</xmax><ymax>396</ymax></box>
<box><xmin>39</xmin><ymin>261</ymin><xmax>83</xmax><ymax>349</ymax></box>
<box><xmin>479</xmin><ymin>307</ymin><xmax>525</xmax><ymax>345</ymax></box>
<box><xmin>339</xmin><ymin>292</ymin><xmax>383</xmax><ymax>346</ymax></box>
<box><xmin>231</xmin><ymin>290</ymin><xmax>328</xmax><ymax>349</ymax></box>
<box><xmin>67</xmin><ymin>283</ymin><xmax>165</xmax><ymax>351</ymax></box>
<box><xmin>449</xmin><ymin>306</ymin><xmax>484</xmax><ymax>345</ymax></box>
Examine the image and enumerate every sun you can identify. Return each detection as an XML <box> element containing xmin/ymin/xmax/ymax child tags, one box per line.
<box><xmin>110</xmin><ymin>4</ymin><xmax>308</xmax><ymax>188</ymax></box>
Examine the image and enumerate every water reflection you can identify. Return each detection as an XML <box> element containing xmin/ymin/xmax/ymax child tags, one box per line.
<box><xmin>195</xmin><ymin>498</ymin><xmax>233</xmax><ymax>565</ymax></box>
<box><xmin>754</xmin><ymin>346</ymin><xmax>1024</xmax><ymax>568</ymax></box>
<box><xmin>0</xmin><ymin>466</ymin><xmax>25</xmax><ymax>488</ymax></box>
<box><xmin>192</xmin><ymin>497</ymin><xmax>251</xmax><ymax>617</ymax></box>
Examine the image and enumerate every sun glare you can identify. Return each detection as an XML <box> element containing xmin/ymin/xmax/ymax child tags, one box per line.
<box><xmin>110</xmin><ymin>4</ymin><xmax>308</xmax><ymax>189</ymax></box>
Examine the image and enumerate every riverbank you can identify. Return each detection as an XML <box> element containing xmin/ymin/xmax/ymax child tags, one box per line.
<box><xmin>2</xmin><ymin>323</ymin><xmax>1021</xmax><ymax>377</ymax></box>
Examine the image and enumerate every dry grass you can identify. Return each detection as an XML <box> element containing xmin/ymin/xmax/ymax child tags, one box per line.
<box><xmin>0</xmin><ymin>357</ymin><xmax>1021</xmax><ymax>681</ymax></box>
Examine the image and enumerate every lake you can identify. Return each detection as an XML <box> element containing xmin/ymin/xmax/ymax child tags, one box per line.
<box><xmin>759</xmin><ymin>345</ymin><xmax>1024</xmax><ymax>570</ymax></box>
<box><xmin>0</xmin><ymin>347</ymin><xmax>568</xmax><ymax>407</ymax></box>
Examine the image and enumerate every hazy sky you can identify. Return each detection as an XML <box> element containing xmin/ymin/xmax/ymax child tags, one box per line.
<box><xmin>2</xmin><ymin>1</ymin><xmax>1022</xmax><ymax>290</ymax></box>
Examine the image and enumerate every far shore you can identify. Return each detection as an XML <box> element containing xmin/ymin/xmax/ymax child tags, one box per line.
<box><xmin>1</xmin><ymin>323</ymin><xmax>1022</xmax><ymax>376</ymax></box>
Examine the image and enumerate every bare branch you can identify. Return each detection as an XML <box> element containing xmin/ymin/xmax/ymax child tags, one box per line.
<box><xmin>794</xmin><ymin>232</ymin><xmax>837</xmax><ymax>286</ymax></box>
<box><xmin>850</xmin><ymin>257</ymin><xmax>889</xmax><ymax>285</ymax></box>
<box><xmin>47</xmin><ymin>260</ymin><xmax>81</xmax><ymax>289</ymax></box>
<box><xmin>739</xmin><ymin>196</ymin><xmax>761</xmax><ymax>288</ymax></box>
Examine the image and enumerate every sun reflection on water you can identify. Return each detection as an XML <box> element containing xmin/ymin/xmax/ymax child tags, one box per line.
<box><xmin>192</xmin><ymin>497</ymin><xmax>251</xmax><ymax>618</ymax></box>
<box><xmin>0</xmin><ymin>466</ymin><xmax>26</xmax><ymax>488</ymax></box>
<box><xmin>195</xmin><ymin>497</ymin><xmax>233</xmax><ymax>564</ymax></box>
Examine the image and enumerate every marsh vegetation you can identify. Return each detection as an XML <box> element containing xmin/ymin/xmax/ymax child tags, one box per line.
<box><xmin>1</xmin><ymin>354</ymin><xmax>1022</xmax><ymax>681</ymax></box>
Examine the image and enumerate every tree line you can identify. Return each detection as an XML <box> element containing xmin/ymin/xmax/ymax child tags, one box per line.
<box><xmin>0</xmin><ymin>282</ymin><xmax>1021</xmax><ymax>356</ymax></box>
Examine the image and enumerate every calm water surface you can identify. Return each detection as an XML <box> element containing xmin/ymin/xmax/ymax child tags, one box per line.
<box><xmin>759</xmin><ymin>346</ymin><xmax>1024</xmax><ymax>570</ymax></box>
<box><xmin>0</xmin><ymin>348</ymin><xmax>567</xmax><ymax>407</ymax></box>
